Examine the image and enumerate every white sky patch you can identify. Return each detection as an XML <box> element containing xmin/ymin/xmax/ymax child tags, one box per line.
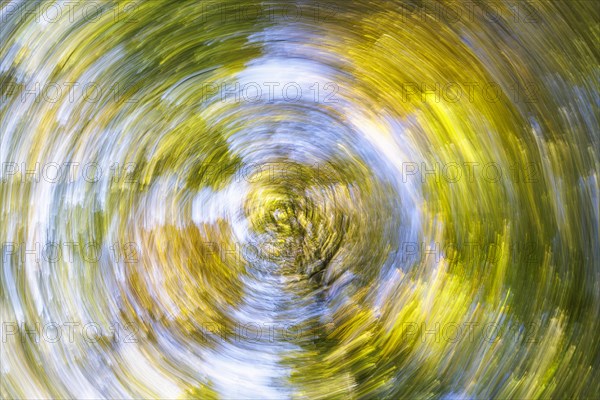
<box><xmin>234</xmin><ymin>56</ymin><xmax>337</xmax><ymax>104</ymax></box>
<box><xmin>119</xmin><ymin>345</ymin><xmax>183</xmax><ymax>398</ymax></box>
<box><xmin>192</xmin><ymin>180</ymin><xmax>250</xmax><ymax>237</ymax></box>
<box><xmin>205</xmin><ymin>346</ymin><xmax>290</xmax><ymax>400</ymax></box>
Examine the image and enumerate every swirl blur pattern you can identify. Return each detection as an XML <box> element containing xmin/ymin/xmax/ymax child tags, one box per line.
<box><xmin>0</xmin><ymin>0</ymin><xmax>599</xmax><ymax>399</ymax></box>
